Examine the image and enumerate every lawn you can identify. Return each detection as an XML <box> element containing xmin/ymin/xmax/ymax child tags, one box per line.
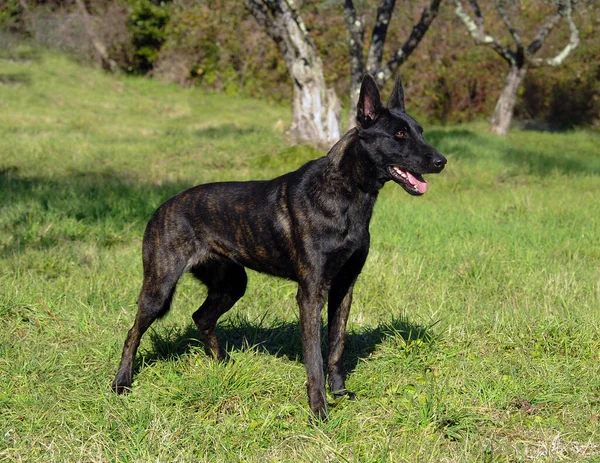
<box><xmin>1</xmin><ymin>45</ymin><xmax>599</xmax><ymax>462</ymax></box>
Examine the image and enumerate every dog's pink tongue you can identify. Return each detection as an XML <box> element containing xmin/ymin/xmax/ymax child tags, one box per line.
<box><xmin>406</xmin><ymin>171</ymin><xmax>428</xmax><ymax>194</ymax></box>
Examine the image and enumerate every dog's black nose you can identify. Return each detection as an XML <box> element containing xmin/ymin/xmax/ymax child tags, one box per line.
<box><xmin>433</xmin><ymin>155</ymin><xmax>447</xmax><ymax>170</ymax></box>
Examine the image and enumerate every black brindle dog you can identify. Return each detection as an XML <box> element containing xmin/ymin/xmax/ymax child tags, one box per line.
<box><xmin>112</xmin><ymin>74</ymin><xmax>446</xmax><ymax>419</ymax></box>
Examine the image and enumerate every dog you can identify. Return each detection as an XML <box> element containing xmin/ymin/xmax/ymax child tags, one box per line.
<box><xmin>111</xmin><ymin>74</ymin><xmax>446</xmax><ymax>419</ymax></box>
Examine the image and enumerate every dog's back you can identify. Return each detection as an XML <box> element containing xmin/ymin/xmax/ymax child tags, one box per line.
<box><xmin>144</xmin><ymin>129</ymin><xmax>373</xmax><ymax>282</ymax></box>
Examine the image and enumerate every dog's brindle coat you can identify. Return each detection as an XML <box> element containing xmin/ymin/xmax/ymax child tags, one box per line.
<box><xmin>112</xmin><ymin>75</ymin><xmax>446</xmax><ymax>419</ymax></box>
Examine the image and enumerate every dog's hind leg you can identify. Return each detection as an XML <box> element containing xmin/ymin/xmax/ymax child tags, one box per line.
<box><xmin>191</xmin><ymin>261</ymin><xmax>247</xmax><ymax>361</ymax></box>
<box><xmin>112</xmin><ymin>263</ymin><xmax>183</xmax><ymax>394</ymax></box>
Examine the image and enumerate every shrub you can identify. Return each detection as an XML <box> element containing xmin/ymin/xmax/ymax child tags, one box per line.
<box><xmin>127</xmin><ymin>0</ymin><xmax>170</xmax><ymax>73</ymax></box>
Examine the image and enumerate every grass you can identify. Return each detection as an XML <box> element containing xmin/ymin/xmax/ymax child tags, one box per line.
<box><xmin>1</xmin><ymin>44</ymin><xmax>599</xmax><ymax>462</ymax></box>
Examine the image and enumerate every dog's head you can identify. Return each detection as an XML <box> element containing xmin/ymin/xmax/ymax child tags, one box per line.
<box><xmin>356</xmin><ymin>74</ymin><xmax>446</xmax><ymax>196</ymax></box>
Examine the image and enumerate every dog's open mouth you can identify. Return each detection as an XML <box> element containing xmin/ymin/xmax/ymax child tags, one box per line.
<box><xmin>388</xmin><ymin>166</ymin><xmax>428</xmax><ymax>195</ymax></box>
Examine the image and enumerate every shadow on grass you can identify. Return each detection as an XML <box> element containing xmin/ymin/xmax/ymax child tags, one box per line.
<box><xmin>501</xmin><ymin>146</ymin><xmax>600</xmax><ymax>176</ymax></box>
<box><xmin>142</xmin><ymin>315</ymin><xmax>435</xmax><ymax>377</ymax></box>
<box><xmin>194</xmin><ymin>125</ymin><xmax>259</xmax><ymax>139</ymax></box>
<box><xmin>0</xmin><ymin>72</ymin><xmax>32</xmax><ymax>86</ymax></box>
<box><xmin>0</xmin><ymin>167</ymin><xmax>187</xmax><ymax>256</ymax></box>
<box><xmin>425</xmin><ymin>128</ymin><xmax>600</xmax><ymax>176</ymax></box>
<box><xmin>0</xmin><ymin>42</ymin><xmax>42</xmax><ymax>62</ymax></box>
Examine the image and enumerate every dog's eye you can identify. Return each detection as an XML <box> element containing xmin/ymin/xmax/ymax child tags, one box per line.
<box><xmin>395</xmin><ymin>131</ymin><xmax>407</xmax><ymax>139</ymax></box>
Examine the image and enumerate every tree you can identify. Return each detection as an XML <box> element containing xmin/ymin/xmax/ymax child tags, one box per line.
<box><xmin>453</xmin><ymin>0</ymin><xmax>580</xmax><ymax>136</ymax></box>
<box><xmin>343</xmin><ymin>0</ymin><xmax>442</xmax><ymax>127</ymax></box>
<box><xmin>244</xmin><ymin>0</ymin><xmax>341</xmax><ymax>149</ymax></box>
<box><xmin>245</xmin><ymin>0</ymin><xmax>441</xmax><ymax>146</ymax></box>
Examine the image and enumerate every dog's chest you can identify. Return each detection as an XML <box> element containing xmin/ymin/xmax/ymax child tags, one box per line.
<box><xmin>320</xmin><ymin>198</ymin><xmax>372</xmax><ymax>257</ymax></box>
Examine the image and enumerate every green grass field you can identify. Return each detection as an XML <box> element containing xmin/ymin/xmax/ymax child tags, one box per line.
<box><xmin>1</xmin><ymin>45</ymin><xmax>599</xmax><ymax>462</ymax></box>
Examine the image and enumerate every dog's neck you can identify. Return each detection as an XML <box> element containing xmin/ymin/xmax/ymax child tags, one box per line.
<box><xmin>327</xmin><ymin>128</ymin><xmax>383</xmax><ymax>194</ymax></box>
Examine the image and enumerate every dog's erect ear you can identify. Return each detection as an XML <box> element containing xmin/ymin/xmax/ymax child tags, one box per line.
<box><xmin>387</xmin><ymin>75</ymin><xmax>405</xmax><ymax>112</ymax></box>
<box><xmin>357</xmin><ymin>74</ymin><xmax>383</xmax><ymax>128</ymax></box>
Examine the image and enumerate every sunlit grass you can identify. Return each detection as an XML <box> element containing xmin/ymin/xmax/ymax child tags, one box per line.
<box><xmin>1</xmin><ymin>45</ymin><xmax>599</xmax><ymax>462</ymax></box>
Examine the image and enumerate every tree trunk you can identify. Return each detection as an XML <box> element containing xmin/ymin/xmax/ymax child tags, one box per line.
<box><xmin>490</xmin><ymin>65</ymin><xmax>527</xmax><ymax>136</ymax></box>
<box><xmin>289</xmin><ymin>58</ymin><xmax>341</xmax><ymax>149</ymax></box>
<box><xmin>245</xmin><ymin>0</ymin><xmax>341</xmax><ymax>149</ymax></box>
<box><xmin>346</xmin><ymin>83</ymin><xmax>361</xmax><ymax>131</ymax></box>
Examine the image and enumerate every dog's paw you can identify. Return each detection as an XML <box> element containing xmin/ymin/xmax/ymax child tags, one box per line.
<box><xmin>333</xmin><ymin>389</ymin><xmax>356</xmax><ymax>401</ymax></box>
<box><xmin>111</xmin><ymin>379</ymin><xmax>132</xmax><ymax>395</ymax></box>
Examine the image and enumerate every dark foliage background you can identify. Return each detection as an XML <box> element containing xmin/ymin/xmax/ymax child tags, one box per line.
<box><xmin>1</xmin><ymin>0</ymin><xmax>598</xmax><ymax>129</ymax></box>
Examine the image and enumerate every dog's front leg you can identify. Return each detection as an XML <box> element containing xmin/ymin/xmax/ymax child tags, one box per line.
<box><xmin>297</xmin><ymin>283</ymin><xmax>328</xmax><ymax>420</ymax></box>
<box><xmin>327</xmin><ymin>249</ymin><xmax>367</xmax><ymax>400</ymax></box>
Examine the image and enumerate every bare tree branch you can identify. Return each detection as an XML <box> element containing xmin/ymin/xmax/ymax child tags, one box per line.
<box><xmin>527</xmin><ymin>0</ymin><xmax>580</xmax><ymax>66</ymax></box>
<box><xmin>547</xmin><ymin>4</ymin><xmax>580</xmax><ymax>65</ymax></box>
<box><xmin>342</xmin><ymin>0</ymin><xmax>365</xmax><ymax>123</ymax></box>
<box><xmin>453</xmin><ymin>0</ymin><xmax>492</xmax><ymax>44</ymax></box>
<box><xmin>377</xmin><ymin>0</ymin><xmax>442</xmax><ymax>85</ymax></box>
<box><xmin>245</xmin><ymin>0</ymin><xmax>278</xmax><ymax>40</ymax></box>
<box><xmin>245</xmin><ymin>0</ymin><xmax>317</xmax><ymax>73</ymax></box>
<box><xmin>343</xmin><ymin>0</ymin><xmax>365</xmax><ymax>75</ymax></box>
<box><xmin>366</xmin><ymin>0</ymin><xmax>396</xmax><ymax>73</ymax></box>
<box><xmin>468</xmin><ymin>0</ymin><xmax>485</xmax><ymax>32</ymax></box>
<box><xmin>452</xmin><ymin>0</ymin><xmax>517</xmax><ymax>65</ymax></box>
<box><xmin>494</xmin><ymin>0</ymin><xmax>523</xmax><ymax>50</ymax></box>
<box><xmin>246</xmin><ymin>0</ymin><xmax>298</xmax><ymax>63</ymax></box>
<box><xmin>526</xmin><ymin>12</ymin><xmax>562</xmax><ymax>56</ymax></box>
<box><xmin>283</xmin><ymin>0</ymin><xmax>313</xmax><ymax>43</ymax></box>
<box><xmin>343</xmin><ymin>0</ymin><xmax>441</xmax><ymax>127</ymax></box>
